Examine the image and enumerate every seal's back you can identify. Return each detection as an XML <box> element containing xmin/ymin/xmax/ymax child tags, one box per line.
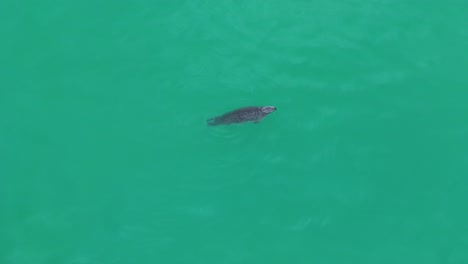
<box><xmin>207</xmin><ymin>106</ymin><xmax>276</xmax><ymax>126</ymax></box>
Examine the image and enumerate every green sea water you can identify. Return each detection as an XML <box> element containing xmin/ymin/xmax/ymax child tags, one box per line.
<box><xmin>1</xmin><ymin>0</ymin><xmax>468</xmax><ymax>263</ymax></box>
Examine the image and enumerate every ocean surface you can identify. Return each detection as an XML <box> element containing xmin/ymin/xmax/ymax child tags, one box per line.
<box><xmin>1</xmin><ymin>0</ymin><xmax>468</xmax><ymax>263</ymax></box>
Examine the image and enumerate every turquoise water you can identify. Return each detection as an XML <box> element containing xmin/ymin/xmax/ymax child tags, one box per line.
<box><xmin>1</xmin><ymin>0</ymin><xmax>468</xmax><ymax>263</ymax></box>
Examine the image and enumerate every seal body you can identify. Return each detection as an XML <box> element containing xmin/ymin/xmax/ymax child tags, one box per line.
<box><xmin>207</xmin><ymin>106</ymin><xmax>276</xmax><ymax>126</ymax></box>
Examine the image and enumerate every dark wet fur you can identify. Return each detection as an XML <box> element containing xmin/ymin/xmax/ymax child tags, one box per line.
<box><xmin>207</xmin><ymin>106</ymin><xmax>275</xmax><ymax>126</ymax></box>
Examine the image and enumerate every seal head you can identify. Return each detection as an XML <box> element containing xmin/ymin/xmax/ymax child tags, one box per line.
<box><xmin>261</xmin><ymin>106</ymin><xmax>277</xmax><ymax>114</ymax></box>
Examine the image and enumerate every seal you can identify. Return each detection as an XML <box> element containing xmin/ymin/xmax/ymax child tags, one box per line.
<box><xmin>207</xmin><ymin>106</ymin><xmax>276</xmax><ymax>126</ymax></box>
